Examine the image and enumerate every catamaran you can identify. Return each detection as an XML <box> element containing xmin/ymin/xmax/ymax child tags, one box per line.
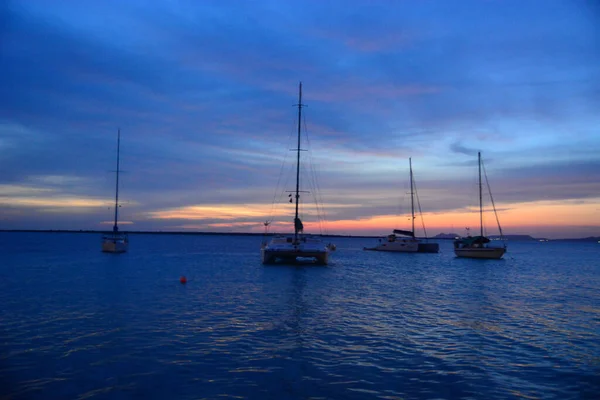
<box><xmin>454</xmin><ymin>152</ymin><xmax>506</xmax><ymax>259</ymax></box>
<box><xmin>102</xmin><ymin>129</ymin><xmax>128</xmax><ymax>253</ymax></box>
<box><xmin>365</xmin><ymin>158</ymin><xmax>439</xmax><ymax>253</ymax></box>
<box><xmin>261</xmin><ymin>83</ymin><xmax>334</xmax><ymax>265</ymax></box>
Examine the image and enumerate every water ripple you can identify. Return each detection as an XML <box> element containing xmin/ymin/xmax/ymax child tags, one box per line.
<box><xmin>0</xmin><ymin>234</ymin><xmax>599</xmax><ymax>399</ymax></box>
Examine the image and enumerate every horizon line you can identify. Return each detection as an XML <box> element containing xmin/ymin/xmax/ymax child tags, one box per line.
<box><xmin>1</xmin><ymin>229</ymin><xmax>598</xmax><ymax>241</ymax></box>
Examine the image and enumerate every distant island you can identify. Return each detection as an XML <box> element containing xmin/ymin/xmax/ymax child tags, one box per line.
<box><xmin>0</xmin><ymin>229</ymin><xmax>376</xmax><ymax>239</ymax></box>
<box><xmin>489</xmin><ymin>234</ymin><xmax>543</xmax><ymax>241</ymax></box>
<box><xmin>432</xmin><ymin>233</ymin><xmax>460</xmax><ymax>239</ymax></box>
<box><xmin>0</xmin><ymin>229</ymin><xmax>598</xmax><ymax>242</ymax></box>
<box><xmin>433</xmin><ymin>232</ymin><xmax>545</xmax><ymax>241</ymax></box>
<box><xmin>553</xmin><ymin>236</ymin><xmax>600</xmax><ymax>242</ymax></box>
<box><xmin>432</xmin><ymin>232</ymin><xmax>546</xmax><ymax>241</ymax></box>
<box><xmin>431</xmin><ymin>233</ymin><xmax>599</xmax><ymax>242</ymax></box>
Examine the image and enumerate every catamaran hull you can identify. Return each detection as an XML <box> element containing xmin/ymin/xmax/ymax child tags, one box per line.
<box><xmin>102</xmin><ymin>239</ymin><xmax>128</xmax><ymax>253</ymax></box>
<box><xmin>417</xmin><ymin>243</ymin><xmax>439</xmax><ymax>253</ymax></box>
<box><xmin>262</xmin><ymin>249</ymin><xmax>329</xmax><ymax>265</ymax></box>
<box><xmin>364</xmin><ymin>241</ymin><xmax>419</xmax><ymax>252</ymax></box>
<box><xmin>454</xmin><ymin>247</ymin><xmax>505</xmax><ymax>259</ymax></box>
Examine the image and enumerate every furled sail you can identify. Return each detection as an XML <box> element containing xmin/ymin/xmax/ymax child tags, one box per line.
<box><xmin>393</xmin><ymin>229</ymin><xmax>415</xmax><ymax>237</ymax></box>
<box><xmin>294</xmin><ymin>217</ymin><xmax>304</xmax><ymax>232</ymax></box>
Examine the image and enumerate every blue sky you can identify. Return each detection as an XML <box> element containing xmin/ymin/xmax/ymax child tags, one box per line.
<box><xmin>1</xmin><ymin>0</ymin><xmax>599</xmax><ymax>238</ymax></box>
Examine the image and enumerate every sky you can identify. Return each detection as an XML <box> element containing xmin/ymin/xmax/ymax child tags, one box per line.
<box><xmin>1</xmin><ymin>0</ymin><xmax>599</xmax><ymax>239</ymax></box>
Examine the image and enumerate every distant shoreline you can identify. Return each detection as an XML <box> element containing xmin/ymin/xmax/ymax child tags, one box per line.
<box><xmin>0</xmin><ymin>229</ymin><xmax>598</xmax><ymax>242</ymax></box>
<box><xmin>0</xmin><ymin>229</ymin><xmax>377</xmax><ymax>239</ymax></box>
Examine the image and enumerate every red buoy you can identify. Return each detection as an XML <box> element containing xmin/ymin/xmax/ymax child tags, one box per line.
<box><xmin>179</xmin><ymin>276</ymin><xmax>187</xmax><ymax>284</ymax></box>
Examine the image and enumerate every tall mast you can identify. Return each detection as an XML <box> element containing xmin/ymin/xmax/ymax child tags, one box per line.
<box><xmin>294</xmin><ymin>82</ymin><xmax>303</xmax><ymax>242</ymax></box>
<box><xmin>409</xmin><ymin>158</ymin><xmax>415</xmax><ymax>235</ymax></box>
<box><xmin>113</xmin><ymin>129</ymin><xmax>121</xmax><ymax>233</ymax></box>
<box><xmin>478</xmin><ymin>151</ymin><xmax>483</xmax><ymax>237</ymax></box>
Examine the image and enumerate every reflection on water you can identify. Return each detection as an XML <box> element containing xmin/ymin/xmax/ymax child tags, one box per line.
<box><xmin>0</xmin><ymin>233</ymin><xmax>599</xmax><ymax>399</ymax></box>
<box><xmin>286</xmin><ymin>268</ymin><xmax>308</xmax><ymax>341</ymax></box>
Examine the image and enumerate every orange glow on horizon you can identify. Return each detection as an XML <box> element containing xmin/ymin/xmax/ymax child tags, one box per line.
<box><xmin>0</xmin><ymin>196</ymin><xmax>108</xmax><ymax>208</ymax></box>
<box><xmin>150</xmin><ymin>198</ymin><xmax>600</xmax><ymax>237</ymax></box>
<box><xmin>148</xmin><ymin>204</ymin><xmax>273</xmax><ymax>220</ymax></box>
<box><xmin>146</xmin><ymin>203</ymin><xmax>358</xmax><ymax>221</ymax></box>
<box><xmin>312</xmin><ymin>199</ymin><xmax>600</xmax><ymax>234</ymax></box>
<box><xmin>0</xmin><ymin>184</ymin><xmax>140</xmax><ymax>210</ymax></box>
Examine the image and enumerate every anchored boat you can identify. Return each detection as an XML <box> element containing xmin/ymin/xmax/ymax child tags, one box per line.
<box><xmin>365</xmin><ymin>158</ymin><xmax>439</xmax><ymax>253</ymax></box>
<box><xmin>454</xmin><ymin>152</ymin><xmax>506</xmax><ymax>259</ymax></box>
<box><xmin>102</xmin><ymin>129</ymin><xmax>128</xmax><ymax>253</ymax></box>
<box><xmin>261</xmin><ymin>83</ymin><xmax>334</xmax><ymax>265</ymax></box>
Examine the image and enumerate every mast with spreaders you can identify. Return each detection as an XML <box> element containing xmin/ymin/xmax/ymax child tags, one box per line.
<box><xmin>410</xmin><ymin>157</ymin><xmax>415</xmax><ymax>236</ymax></box>
<box><xmin>293</xmin><ymin>82</ymin><xmax>304</xmax><ymax>244</ymax></box>
<box><xmin>478</xmin><ymin>151</ymin><xmax>483</xmax><ymax>237</ymax></box>
<box><xmin>113</xmin><ymin>129</ymin><xmax>121</xmax><ymax>233</ymax></box>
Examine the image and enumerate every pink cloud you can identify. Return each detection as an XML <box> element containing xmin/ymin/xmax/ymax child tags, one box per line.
<box><xmin>256</xmin><ymin>79</ymin><xmax>442</xmax><ymax>104</ymax></box>
<box><xmin>307</xmin><ymin>27</ymin><xmax>416</xmax><ymax>53</ymax></box>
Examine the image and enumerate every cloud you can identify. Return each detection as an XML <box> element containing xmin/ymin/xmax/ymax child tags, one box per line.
<box><xmin>0</xmin><ymin>196</ymin><xmax>106</xmax><ymax>209</ymax></box>
<box><xmin>449</xmin><ymin>141</ymin><xmax>479</xmax><ymax>156</ymax></box>
<box><xmin>1</xmin><ymin>0</ymin><xmax>599</xmax><ymax>237</ymax></box>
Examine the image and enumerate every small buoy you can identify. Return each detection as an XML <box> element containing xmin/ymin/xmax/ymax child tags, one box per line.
<box><xmin>179</xmin><ymin>276</ymin><xmax>187</xmax><ymax>284</ymax></box>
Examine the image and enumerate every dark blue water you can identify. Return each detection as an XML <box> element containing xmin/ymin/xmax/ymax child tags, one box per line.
<box><xmin>1</xmin><ymin>233</ymin><xmax>598</xmax><ymax>399</ymax></box>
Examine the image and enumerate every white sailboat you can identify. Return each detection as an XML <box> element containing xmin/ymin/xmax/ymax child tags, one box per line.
<box><xmin>454</xmin><ymin>152</ymin><xmax>506</xmax><ymax>259</ymax></box>
<box><xmin>365</xmin><ymin>158</ymin><xmax>439</xmax><ymax>253</ymax></box>
<box><xmin>261</xmin><ymin>82</ymin><xmax>334</xmax><ymax>265</ymax></box>
<box><xmin>102</xmin><ymin>129</ymin><xmax>128</xmax><ymax>253</ymax></box>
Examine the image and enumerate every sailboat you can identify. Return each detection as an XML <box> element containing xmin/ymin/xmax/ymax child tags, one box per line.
<box><xmin>454</xmin><ymin>152</ymin><xmax>506</xmax><ymax>259</ymax></box>
<box><xmin>261</xmin><ymin>82</ymin><xmax>334</xmax><ymax>265</ymax></box>
<box><xmin>102</xmin><ymin>129</ymin><xmax>128</xmax><ymax>253</ymax></box>
<box><xmin>364</xmin><ymin>158</ymin><xmax>439</xmax><ymax>253</ymax></box>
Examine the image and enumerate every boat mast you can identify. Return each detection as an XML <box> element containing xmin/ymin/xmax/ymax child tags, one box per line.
<box><xmin>409</xmin><ymin>158</ymin><xmax>415</xmax><ymax>236</ymax></box>
<box><xmin>478</xmin><ymin>151</ymin><xmax>483</xmax><ymax>237</ymax></box>
<box><xmin>294</xmin><ymin>82</ymin><xmax>303</xmax><ymax>243</ymax></box>
<box><xmin>113</xmin><ymin>129</ymin><xmax>121</xmax><ymax>233</ymax></box>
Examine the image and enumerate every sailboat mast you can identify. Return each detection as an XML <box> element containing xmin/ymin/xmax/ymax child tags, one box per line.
<box><xmin>409</xmin><ymin>158</ymin><xmax>415</xmax><ymax>235</ymax></box>
<box><xmin>294</xmin><ymin>82</ymin><xmax>303</xmax><ymax>242</ymax></box>
<box><xmin>478</xmin><ymin>151</ymin><xmax>483</xmax><ymax>237</ymax></box>
<box><xmin>113</xmin><ymin>129</ymin><xmax>121</xmax><ymax>233</ymax></box>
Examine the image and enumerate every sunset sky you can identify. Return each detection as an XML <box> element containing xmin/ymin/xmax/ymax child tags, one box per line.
<box><xmin>1</xmin><ymin>0</ymin><xmax>599</xmax><ymax>239</ymax></box>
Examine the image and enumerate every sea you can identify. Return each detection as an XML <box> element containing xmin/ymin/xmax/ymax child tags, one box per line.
<box><xmin>0</xmin><ymin>232</ymin><xmax>598</xmax><ymax>400</ymax></box>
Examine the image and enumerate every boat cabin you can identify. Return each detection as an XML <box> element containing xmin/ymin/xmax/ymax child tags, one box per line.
<box><xmin>454</xmin><ymin>235</ymin><xmax>490</xmax><ymax>249</ymax></box>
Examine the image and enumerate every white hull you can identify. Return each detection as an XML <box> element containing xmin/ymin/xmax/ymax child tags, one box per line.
<box><xmin>454</xmin><ymin>247</ymin><xmax>505</xmax><ymax>259</ymax></box>
<box><xmin>102</xmin><ymin>236</ymin><xmax>128</xmax><ymax>253</ymax></box>
<box><xmin>261</xmin><ymin>248</ymin><xmax>329</xmax><ymax>265</ymax></box>
<box><xmin>365</xmin><ymin>238</ymin><xmax>419</xmax><ymax>252</ymax></box>
<box><xmin>261</xmin><ymin>236</ymin><xmax>330</xmax><ymax>265</ymax></box>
